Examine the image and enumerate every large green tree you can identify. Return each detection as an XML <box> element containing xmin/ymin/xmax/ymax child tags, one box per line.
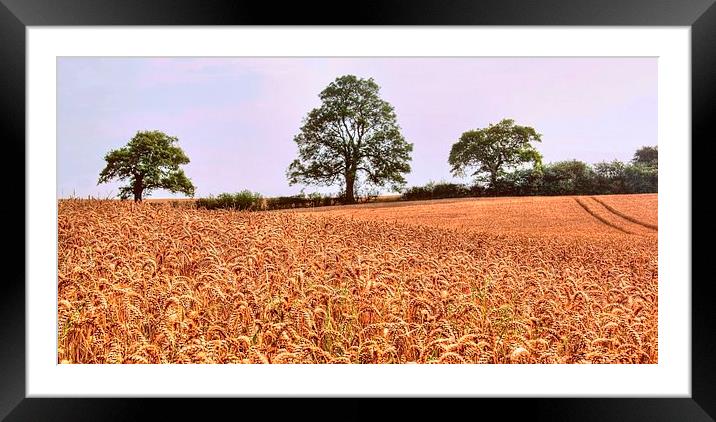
<box><xmin>287</xmin><ymin>75</ymin><xmax>413</xmax><ymax>203</ymax></box>
<box><xmin>448</xmin><ymin>119</ymin><xmax>543</xmax><ymax>189</ymax></box>
<box><xmin>98</xmin><ymin>130</ymin><xmax>195</xmax><ymax>202</ymax></box>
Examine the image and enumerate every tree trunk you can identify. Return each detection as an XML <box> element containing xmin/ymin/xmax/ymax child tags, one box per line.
<box><xmin>133</xmin><ymin>180</ymin><xmax>143</xmax><ymax>202</ymax></box>
<box><xmin>345</xmin><ymin>173</ymin><xmax>356</xmax><ymax>204</ymax></box>
<box><xmin>489</xmin><ymin>172</ymin><xmax>498</xmax><ymax>191</ymax></box>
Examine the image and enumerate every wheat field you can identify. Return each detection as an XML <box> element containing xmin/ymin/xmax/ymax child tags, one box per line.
<box><xmin>58</xmin><ymin>194</ymin><xmax>657</xmax><ymax>364</ymax></box>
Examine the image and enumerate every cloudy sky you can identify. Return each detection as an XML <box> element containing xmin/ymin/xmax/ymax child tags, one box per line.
<box><xmin>57</xmin><ymin>57</ymin><xmax>657</xmax><ymax>198</ymax></box>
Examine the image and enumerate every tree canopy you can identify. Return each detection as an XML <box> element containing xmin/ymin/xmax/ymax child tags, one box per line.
<box><xmin>98</xmin><ymin>130</ymin><xmax>195</xmax><ymax>202</ymax></box>
<box><xmin>287</xmin><ymin>75</ymin><xmax>413</xmax><ymax>203</ymax></box>
<box><xmin>541</xmin><ymin>160</ymin><xmax>595</xmax><ymax>195</ymax></box>
<box><xmin>593</xmin><ymin>160</ymin><xmax>627</xmax><ymax>194</ymax></box>
<box><xmin>632</xmin><ymin>146</ymin><xmax>658</xmax><ymax>167</ymax></box>
<box><xmin>448</xmin><ymin>119</ymin><xmax>543</xmax><ymax>189</ymax></box>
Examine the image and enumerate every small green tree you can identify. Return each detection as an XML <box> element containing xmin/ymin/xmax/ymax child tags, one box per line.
<box><xmin>98</xmin><ymin>130</ymin><xmax>195</xmax><ymax>202</ymax></box>
<box><xmin>287</xmin><ymin>75</ymin><xmax>413</xmax><ymax>204</ymax></box>
<box><xmin>625</xmin><ymin>163</ymin><xmax>658</xmax><ymax>193</ymax></box>
<box><xmin>594</xmin><ymin>160</ymin><xmax>627</xmax><ymax>194</ymax></box>
<box><xmin>632</xmin><ymin>146</ymin><xmax>658</xmax><ymax>168</ymax></box>
<box><xmin>624</xmin><ymin>146</ymin><xmax>658</xmax><ymax>193</ymax></box>
<box><xmin>541</xmin><ymin>160</ymin><xmax>596</xmax><ymax>195</ymax></box>
<box><xmin>448</xmin><ymin>119</ymin><xmax>543</xmax><ymax>189</ymax></box>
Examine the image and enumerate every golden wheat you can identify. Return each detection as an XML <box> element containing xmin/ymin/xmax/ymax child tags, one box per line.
<box><xmin>58</xmin><ymin>194</ymin><xmax>657</xmax><ymax>364</ymax></box>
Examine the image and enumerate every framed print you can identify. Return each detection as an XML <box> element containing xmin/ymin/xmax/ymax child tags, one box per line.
<box><xmin>2</xmin><ymin>0</ymin><xmax>714</xmax><ymax>420</ymax></box>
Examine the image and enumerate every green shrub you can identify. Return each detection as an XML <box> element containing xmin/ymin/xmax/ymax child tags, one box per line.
<box><xmin>263</xmin><ymin>193</ymin><xmax>341</xmax><ymax>210</ymax></box>
<box><xmin>196</xmin><ymin>190</ymin><xmax>263</xmax><ymax>211</ymax></box>
<box><xmin>401</xmin><ymin>182</ymin><xmax>472</xmax><ymax>201</ymax></box>
<box><xmin>431</xmin><ymin>182</ymin><xmax>470</xmax><ymax>199</ymax></box>
<box><xmin>401</xmin><ymin>185</ymin><xmax>434</xmax><ymax>201</ymax></box>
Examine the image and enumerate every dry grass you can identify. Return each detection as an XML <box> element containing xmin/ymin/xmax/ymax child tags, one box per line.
<box><xmin>58</xmin><ymin>194</ymin><xmax>657</xmax><ymax>364</ymax></box>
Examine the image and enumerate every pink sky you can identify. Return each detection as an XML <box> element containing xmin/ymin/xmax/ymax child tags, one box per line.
<box><xmin>57</xmin><ymin>57</ymin><xmax>656</xmax><ymax>198</ymax></box>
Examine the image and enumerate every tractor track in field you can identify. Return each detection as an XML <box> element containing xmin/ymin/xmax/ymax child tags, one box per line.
<box><xmin>590</xmin><ymin>196</ymin><xmax>658</xmax><ymax>231</ymax></box>
<box><xmin>573</xmin><ymin>198</ymin><xmax>635</xmax><ymax>234</ymax></box>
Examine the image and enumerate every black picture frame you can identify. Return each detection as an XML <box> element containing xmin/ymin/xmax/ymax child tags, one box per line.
<box><xmin>1</xmin><ymin>0</ymin><xmax>713</xmax><ymax>420</ymax></box>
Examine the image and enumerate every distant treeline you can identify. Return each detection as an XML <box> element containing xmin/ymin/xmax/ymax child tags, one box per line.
<box><xmin>194</xmin><ymin>149</ymin><xmax>657</xmax><ymax>211</ymax></box>
<box><xmin>403</xmin><ymin>158</ymin><xmax>657</xmax><ymax>201</ymax></box>
<box><xmin>194</xmin><ymin>191</ymin><xmax>343</xmax><ymax>211</ymax></box>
